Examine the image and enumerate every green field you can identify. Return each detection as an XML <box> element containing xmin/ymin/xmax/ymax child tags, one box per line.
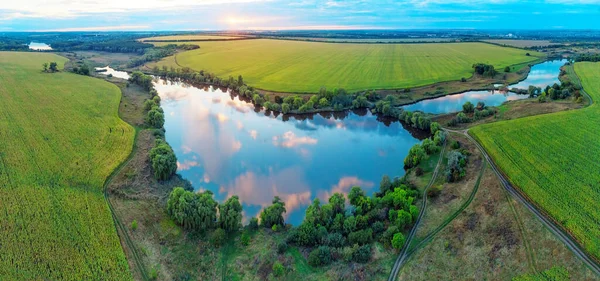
<box><xmin>151</xmin><ymin>39</ymin><xmax>542</xmax><ymax>93</ymax></box>
<box><xmin>471</xmin><ymin>62</ymin><xmax>600</xmax><ymax>261</ymax></box>
<box><xmin>0</xmin><ymin>52</ymin><xmax>134</xmax><ymax>279</ymax></box>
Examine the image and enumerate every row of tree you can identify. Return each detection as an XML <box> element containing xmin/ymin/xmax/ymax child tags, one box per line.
<box><xmin>128</xmin><ymin>44</ymin><xmax>199</xmax><ymax>68</ymax></box>
<box><xmin>404</xmin><ymin>123</ymin><xmax>446</xmax><ymax>169</ymax></box>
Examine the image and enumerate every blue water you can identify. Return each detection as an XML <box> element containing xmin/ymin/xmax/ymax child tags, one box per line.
<box><xmin>403</xmin><ymin>59</ymin><xmax>567</xmax><ymax>114</ymax></box>
<box><xmin>155</xmin><ymin>79</ymin><xmax>423</xmax><ymax>225</ymax></box>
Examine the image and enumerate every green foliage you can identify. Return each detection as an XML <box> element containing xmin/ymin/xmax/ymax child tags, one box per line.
<box><xmin>129</xmin><ymin>71</ymin><xmax>154</xmax><ymax>91</ymax></box>
<box><xmin>392</xmin><ymin>232</ymin><xmax>406</xmax><ymax>249</ymax></box>
<box><xmin>167</xmin><ymin>187</ymin><xmax>218</xmax><ymax>231</ymax></box>
<box><xmin>462</xmin><ymin>101</ymin><xmax>475</xmax><ymax>113</ymax></box>
<box><xmin>430</xmin><ymin>122</ymin><xmax>441</xmax><ymax>135</ymax></box>
<box><xmin>512</xmin><ymin>266</ymin><xmax>570</xmax><ymax>281</ymax></box>
<box><xmin>144</xmin><ymin>99</ymin><xmax>157</xmax><ymax>111</ymax></box>
<box><xmin>146</xmin><ymin>106</ymin><xmax>165</xmax><ymax>128</ymax></box>
<box><xmin>351</xmin><ymin>244</ymin><xmax>371</xmax><ymax>263</ymax></box>
<box><xmin>421</xmin><ymin>138</ymin><xmax>438</xmax><ymax>155</ymax></box>
<box><xmin>404</xmin><ymin>144</ymin><xmax>426</xmax><ymax>168</ymax></box>
<box><xmin>149</xmin><ymin>139</ymin><xmax>177</xmax><ymax>180</ymax></box>
<box><xmin>277</xmin><ymin>241</ymin><xmax>288</xmax><ymax>254</ymax></box>
<box><xmin>131</xmin><ymin>220</ymin><xmax>138</xmax><ymax>231</ymax></box>
<box><xmin>211</xmin><ymin>228</ymin><xmax>226</xmax><ymax>247</ymax></box>
<box><xmin>219</xmin><ymin>196</ymin><xmax>243</xmax><ymax>232</ymax></box>
<box><xmin>241</xmin><ymin>232</ymin><xmax>250</xmax><ymax>246</ymax></box>
<box><xmin>249</xmin><ymin>217</ymin><xmax>259</xmax><ymax>230</ymax></box>
<box><xmin>260</xmin><ymin>196</ymin><xmax>286</xmax><ymax>228</ymax></box>
<box><xmin>308</xmin><ymin>246</ymin><xmax>332</xmax><ymax>267</ymax></box>
<box><xmin>272</xmin><ymin>261</ymin><xmax>285</xmax><ymax>277</ymax></box>
<box><xmin>348</xmin><ymin>229</ymin><xmax>373</xmax><ymax>245</ymax></box>
<box><xmin>472</xmin><ymin>63</ymin><xmax>497</xmax><ymax>77</ymax></box>
<box><xmin>445</xmin><ymin>150</ymin><xmax>468</xmax><ymax>183</ymax></box>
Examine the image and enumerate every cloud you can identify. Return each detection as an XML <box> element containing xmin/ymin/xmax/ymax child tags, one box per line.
<box><xmin>273</xmin><ymin>131</ymin><xmax>318</xmax><ymax>148</ymax></box>
<box><xmin>0</xmin><ymin>0</ymin><xmax>273</xmax><ymax>19</ymax></box>
<box><xmin>319</xmin><ymin>176</ymin><xmax>374</xmax><ymax>201</ymax></box>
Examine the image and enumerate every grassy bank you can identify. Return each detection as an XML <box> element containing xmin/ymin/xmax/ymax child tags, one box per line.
<box><xmin>149</xmin><ymin>40</ymin><xmax>542</xmax><ymax>93</ymax></box>
<box><xmin>0</xmin><ymin>52</ymin><xmax>134</xmax><ymax>279</ymax></box>
<box><xmin>470</xmin><ymin>62</ymin><xmax>600</xmax><ymax>261</ymax></box>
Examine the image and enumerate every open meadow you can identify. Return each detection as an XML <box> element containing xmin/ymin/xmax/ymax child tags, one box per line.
<box><xmin>470</xmin><ymin>62</ymin><xmax>600</xmax><ymax>262</ymax></box>
<box><xmin>150</xmin><ymin>39</ymin><xmax>542</xmax><ymax>93</ymax></box>
<box><xmin>0</xmin><ymin>52</ymin><xmax>134</xmax><ymax>279</ymax></box>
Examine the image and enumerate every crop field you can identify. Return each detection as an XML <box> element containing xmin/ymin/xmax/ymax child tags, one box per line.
<box><xmin>151</xmin><ymin>39</ymin><xmax>542</xmax><ymax>93</ymax></box>
<box><xmin>470</xmin><ymin>62</ymin><xmax>600</xmax><ymax>261</ymax></box>
<box><xmin>0</xmin><ymin>52</ymin><xmax>134</xmax><ymax>279</ymax></box>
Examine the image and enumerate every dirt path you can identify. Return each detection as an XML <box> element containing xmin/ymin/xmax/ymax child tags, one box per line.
<box><xmin>387</xmin><ymin>141</ymin><xmax>447</xmax><ymax>281</ymax></box>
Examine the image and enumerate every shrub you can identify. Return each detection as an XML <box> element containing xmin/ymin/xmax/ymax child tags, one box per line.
<box><xmin>504</xmin><ymin>66</ymin><xmax>511</xmax><ymax>72</ymax></box>
<box><xmin>249</xmin><ymin>217</ymin><xmax>259</xmax><ymax>230</ymax></box>
<box><xmin>352</xmin><ymin>244</ymin><xmax>371</xmax><ymax>263</ymax></box>
<box><xmin>348</xmin><ymin>229</ymin><xmax>373</xmax><ymax>245</ymax></box>
<box><xmin>461</xmin><ymin>77</ymin><xmax>467</xmax><ymax>82</ymax></box>
<box><xmin>427</xmin><ymin>185</ymin><xmax>443</xmax><ymax>197</ymax></box>
<box><xmin>392</xmin><ymin>232</ymin><xmax>406</xmax><ymax>249</ymax></box>
<box><xmin>144</xmin><ymin>99</ymin><xmax>156</xmax><ymax>110</ymax></box>
<box><xmin>146</xmin><ymin>107</ymin><xmax>165</xmax><ymax>128</ymax></box>
<box><xmin>211</xmin><ymin>228</ymin><xmax>226</xmax><ymax>247</ymax></box>
<box><xmin>462</xmin><ymin>101</ymin><xmax>475</xmax><ymax>113</ymax></box>
<box><xmin>272</xmin><ymin>261</ymin><xmax>285</xmax><ymax>277</ymax></box>
<box><xmin>241</xmin><ymin>232</ymin><xmax>250</xmax><ymax>246</ymax></box>
<box><xmin>308</xmin><ymin>246</ymin><xmax>332</xmax><ymax>267</ymax></box>
<box><xmin>451</xmin><ymin>140</ymin><xmax>461</xmax><ymax>149</ymax></box>
<box><xmin>415</xmin><ymin>167</ymin><xmax>424</xmax><ymax>176</ymax></box>
<box><xmin>325</xmin><ymin>233</ymin><xmax>346</xmax><ymax>248</ymax></box>
<box><xmin>277</xmin><ymin>241</ymin><xmax>288</xmax><ymax>254</ymax></box>
<box><xmin>131</xmin><ymin>220</ymin><xmax>138</xmax><ymax>231</ymax></box>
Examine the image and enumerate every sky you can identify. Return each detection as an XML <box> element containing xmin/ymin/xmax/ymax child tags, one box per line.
<box><xmin>1</xmin><ymin>0</ymin><xmax>599</xmax><ymax>31</ymax></box>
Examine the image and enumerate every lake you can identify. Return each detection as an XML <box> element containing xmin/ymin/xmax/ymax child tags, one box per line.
<box><xmin>95</xmin><ymin>66</ymin><xmax>131</xmax><ymax>80</ymax></box>
<box><xmin>402</xmin><ymin>59</ymin><xmax>567</xmax><ymax>114</ymax></box>
<box><xmin>155</xmin><ymin>79</ymin><xmax>425</xmax><ymax>224</ymax></box>
<box><xmin>28</xmin><ymin>42</ymin><xmax>52</xmax><ymax>51</ymax></box>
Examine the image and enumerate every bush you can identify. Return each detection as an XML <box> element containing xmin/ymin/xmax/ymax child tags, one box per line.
<box><xmin>325</xmin><ymin>233</ymin><xmax>345</xmax><ymax>248</ymax></box>
<box><xmin>461</xmin><ymin>77</ymin><xmax>467</xmax><ymax>82</ymax></box>
<box><xmin>211</xmin><ymin>228</ymin><xmax>226</xmax><ymax>247</ymax></box>
<box><xmin>428</xmin><ymin>185</ymin><xmax>442</xmax><ymax>197</ymax></box>
<box><xmin>277</xmin><ymin>241</ymin><xmax>288</xmax><ymax>254</ymax></box>
<box><xmin>415</xmin><ymin>167</ymin><xmax>424</xmax><ymax>176</ymax></box>
<box><xmin>308</xmin><ymin>246</ymin><xmax>332</xmax><ymax>267</ymax></box>
<box><xmin>348</xmin><ymin>229</ymin><xmax>373</xmax><ymax>245</ymax></box>
<box><xmin>249</xmin><ymin>217</ymin><xmax>259</xmax><ymax>230</ymax></box>
<box><xmin>352</xmin><ymin>244</ymin><xmax>371</xmax><ymax>263</ymax></box>
<box><xmin>272</xmin><ymin>261</ymin><xmax>285</xmax><ymax>277</ymax></box>
<box><xmin>504</xmin><ymin>66</ymin><xmax>511</xmax><ymax>72</ymax></box>
<box><xmin>144</xmin><ymin>99</ymin><xmax>156</xmax><ymax>110</ymax></box>
<box><xmin>451</xmin><ymin>140</ymin><xmax>461</xmax><ymax>149</ymax></box>
<box><xmin>146</xmin><ymin>107</ymin><xmax>165</xmax><ymax>128</ymax></box>
<box><xmin>241</xmin><ymin>232</ymin><xmax>250</xmax><ymax>246</ymax></box>
<box><xmin>131</xmin><ymin>220</ymin><xmax>138</xmax><ymax>231</ymax></box>
<box><xmin>392</xmin><ymin>232</ymin><xmax>406</xmax><ymax>249</ymax></box>
<box><xmin>462</xmin><ymin>101</ymin><xmax>475</xmax><ymax>113</ymax></box>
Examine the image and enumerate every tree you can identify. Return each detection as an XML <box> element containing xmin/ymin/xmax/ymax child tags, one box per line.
<box><xmin>421</xmin><ymin>138</ymin><xmax>438</xmax><ymax>155</ymax></box>
<box><xmin>445</xmin><ymin>150</ymin><xmax>468</xmax><ymax>182</ymax></box>
<box><xmin>281</xmin><ymin>103</ymin><xmax>291</xmax><ymax>114</ymax></box>
<box><xmin>404</xmin><ymin>144</ymin><xmax>425</xmax><ymax>168</ymax></box>
<box><xmin>392</xmin><ymin>232</ymin><xmax>406</xmax><ymax>249</ymax></box>
<box><xmin>379</xmin><ymin>175</ymin><xmax>392</xmax><ymax>195</ymax></box>
<box><xmin>150</xmin><ymin>139</ymin><xmax>177</xmax><ymax>180</ymax></box>
<box><xmin>430</xmin><ymin>122</ymin><xmax>441</xmax><ymax>135</ymax></box>
<box><xmin>328</xmin><ymin>193</ymin><xmax>345</xmax><ymax>215</ymax></box>
<box><xmin>237</xmin><ymin>75</ymin><xmax>244</xmax><ymax>87</ymax></box>
<box><xmin>476</xmin><ymin>101</ymin><xmax>485</xmax><ymax>111</ymax></box>
<box><xmin>504</xmin><ymin>66</ymin><xmax>511</xmax><ymax>72</ymax></box>
<box><xmin>318</xmin><ymin>98</ymin><xmax>330</xmax><ymax>108</ymax></box>
<box><xmin>462</xmin><ymin>101</ymin><xmax>475</xmax><ymax>113</ymax></box>
<box><xmin>42</xmin><ymin>63</ymin><xmax>48</xmax><ymax>72</ymax></box>
<box><xmin>308</xmin><ymin>246</ymin><xmax>331</xmax><ymax>266</ymax></box>
<box><xmin>352</xmin><ymin>244</ymin><xmax>371</xmax><ymax>263</ymax></box>
<box><xmin>49</xmin><ymin>62</ymin><xmax>58</xmax><ymax>72</ymax></box>
<box><xmin>211</xmin><ymin>228</ymin><xmax>226</xmax><ymax>247</ymax></box>
<box><xmin>348</xmin><ymin>186</ymin><xmax>365</xmax><ymax>207</ymax></box>
<box><xmin>260</xmin><ymin>196</ymin><xmax>286</xmax><ymax>228</ymax></box>
<box><xmin>147</xmin><ymin>107</ymin><xmax>165</xmax><ymax>129</ymax></box>
<box><xmin>219</xmin><ymin>196</ymin><xmax>243</xmax><ymax>232</ymax></box>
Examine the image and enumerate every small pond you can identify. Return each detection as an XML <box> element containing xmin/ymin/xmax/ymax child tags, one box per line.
<box><xmin>95</xmin><ymin>66</ymin><xmax>131</xmax><ymax>80</ymax></box>
<box><xmin>402</xmin><ymin>59</ymin><xmax>567</xmax><ymax>114</ymax></box>
<box><xmin>155</xmin><ymin>79</ymin><xmax>425</xmax><ymax>224</ymax></box>
<box><xmin>28</xmin><ymin>42</ymin><xmax>52</xmax><ymax>51</ymax></box>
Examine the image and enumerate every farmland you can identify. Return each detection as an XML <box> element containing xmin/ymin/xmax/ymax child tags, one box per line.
<box><xmin>150</xmin><ymin>39</ymin><xmax>542</xmax><ymax>93</ymax></box>
<box><xmin>0</xmin><ymin>52</ymin><xmax>134</xmax><ymax>279</ymax></box>
<box><xmin>470</xmin><ymin>62</ymin><xmax>600</xmax><ymax>261</ymax></box>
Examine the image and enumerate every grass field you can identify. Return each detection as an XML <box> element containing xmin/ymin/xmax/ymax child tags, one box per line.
<box><xmin>0</xmin><ymin>52</ymin><xmax>134</xmax><ymax>279</ymax></box>
<box><xmin>150</xmin><ymin>39</ymin><xmax>542</xmax><ymax>93</ymax></box>
<box><xmin>470</xmin><ymin>62</ymin><xmax>600</xmax><ymax>261</ymax></box>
